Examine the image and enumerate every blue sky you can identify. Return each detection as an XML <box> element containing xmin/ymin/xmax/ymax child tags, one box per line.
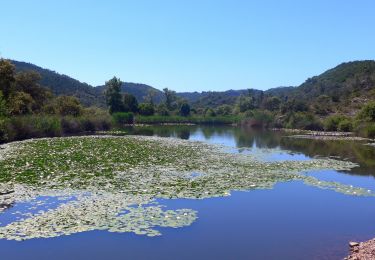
<box><xmin>1</xmin><ymin>0</ymin><xmax>374</xmax><ymax>91</ymax></box>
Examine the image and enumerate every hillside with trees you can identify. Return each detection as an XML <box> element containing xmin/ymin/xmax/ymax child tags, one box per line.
<box><xmin>1</xmin><ymin>58</ymin><xmax>375</xmax><ymax>142</ymax></box>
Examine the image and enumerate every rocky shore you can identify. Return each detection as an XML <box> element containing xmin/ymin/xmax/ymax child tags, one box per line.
<box><xmin>346</xmin><ymin>240</ymin><xmax>375</xmax><ymax>259</ymax></box>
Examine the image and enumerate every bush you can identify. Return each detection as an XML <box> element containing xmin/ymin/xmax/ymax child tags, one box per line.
<box><xmin>112</xmin><ymin>112</ymin><xmax>134</xmax><ymax>125</ymax></box>
<box><xmin>323</xmin><ymin>115</ymin><xmax>351</xmax><ymax>131</ymax></box>
<box><xmin>138</xmin><ymin>103</ymin><xmax>155</xmax><ymax>116</ymax></box>
<box><xmin>61</xmin><ymin>117</ymin><xmax>83</xmax><ymax>134</ymax></box>
<box><xmin>337</xmin><ymin>119</ymin><xmax>353</xmax><ymax>132</ymax></box>
<box><xmin>179</xmin><ymin>103</ymin><xmax>191</xmax><ymax>117</ymax></box>
<box><xmin>357</xmin><ymin>101</ymin><xmax>375</xmax><ymax>122</ymax></box>
<box><xmin>356</xmin><ymin>122</ymin><xmax>375</xmax><ymax>138</ymax></box>
<box><xmin>285</xmin><ymin>112</ymin><xmax>323</xmax><ymax>130</ymax></box>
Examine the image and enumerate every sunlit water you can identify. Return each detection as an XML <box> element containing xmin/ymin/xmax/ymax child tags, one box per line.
<box><xmin>2</xmin><ymin>125</ymin><xmax>375</xmax><ymax>260</ymax></box>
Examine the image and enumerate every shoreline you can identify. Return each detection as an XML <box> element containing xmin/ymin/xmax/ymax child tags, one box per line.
<box><xmin>346</xmin><ymin>239</ymin><xmax>375</xmax><ymax>259</ymax></box>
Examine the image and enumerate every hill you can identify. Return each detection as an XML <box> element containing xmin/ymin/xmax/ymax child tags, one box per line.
<box><xmin>11</xmin><ymin>60</ymin><xmax>167</xmax><ymax>106</ymax></box>
<box><xmin>11</xmin><ymin>59</ymin><xmax>375</xmax><ymax>115</ymax></box>
<box><xmin>12</xmin><ymin>60</ymin><xmax>105</xmax><ymax>107</ymax></box>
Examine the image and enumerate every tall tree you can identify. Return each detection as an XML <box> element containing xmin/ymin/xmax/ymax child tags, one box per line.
<box><xmin>0</xmin><ymin>59</ymin><xmax>15</xmax><ymax>99</ymax></box>
<box><xmin>104</xmin><ymin>77</ymin><xmax>124</xmax><ymax>114</ymax></box>
<box><xmin>123</xmin><ymin>93</ymin><xmax>138</xmax><ymax>113</ymax></box>
<box><xmin>163</xmin><ymin>88</ymin><xmax>177</xmax><ymax>111</ymax></box>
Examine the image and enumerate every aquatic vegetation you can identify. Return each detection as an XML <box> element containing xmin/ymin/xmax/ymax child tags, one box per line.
<box><xmin>0</xmin><ymin>135</ymin><xmax>370</xmax><ymax>240</ymax></box>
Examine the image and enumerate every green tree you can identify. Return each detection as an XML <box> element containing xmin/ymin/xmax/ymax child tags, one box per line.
<box><xmin>179</xmin><ymin>103</ymin><xmax>191</xmax><ymax>116</ymax></box>
<box><xmin>236</xmin><ymin>95</ymin><xmax>254</xmax><ymax>112</ymax></box>
<box><xmin>357</xmin><ymin>101</ymin><xmax>375</xmax><ymax>122</ymax></box>
<box><xmin>54</xmin><ymin>96</ymin><xmax>82</xmax><ymax>117</ymax></box>
<box><xmin>216</xmin><ymin>105</ymin><xmax>232</xmax><ymax>116</ymax></box>
<box><xmin>8</xmin><ymin>91</ymin><xmax>35</xmax><ymax>115</ymax></box>
<box><xmin>263</xmin><ymin>96</ymin><xmax>281</xmax><ymax>111</ymax></box>
<box><xmin>0</xmin><ymin>91</ymin><xmax>7</xmax><ymax>117</ymax></box>
<box><xmin>163</xmin><ymin>88</ymin><xmax>177</xmax><ymax>111</ymax></box>
<box><xmin>104</xmin><ymin>77</ymin><xmax>125</xmax><ymax>114</ymax></box>
<box><xmin>156</xmin><ymin>103</ymin><xmax>169</xmax><ymax>116</ymax></box>
<box><xmin>0</xmin><ymin>59</ymin><xmax>15</xmax><ymax>99</ymax></box>
<box><xmin>123</xmin><ymin>93</ymin><xmax>138</xmax><ymax>113</ymax></box>
<box><xmin>138</xmin><ymin>103</ymin><xmax>155</xmax><ymax>116</ymax></box>
<box><xmin>15</xmin><ymin>71</ymin><xmax>52</xmax><ymax>111</ymax></box>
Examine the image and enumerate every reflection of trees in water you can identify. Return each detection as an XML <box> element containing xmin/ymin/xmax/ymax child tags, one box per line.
<box><xmin>233</xmin><ymin>127</ymin><xmax>281</xmax><ymax>149</ymax></box>
<box><xmin>280</xmin><ymin>138</ymin><xmax>375</xmax><ymax>176</ymax></box>
<box><xmin>125</xmin><ymin>125</ymin><xmax>375</xmax><ymax>177</ymax></box>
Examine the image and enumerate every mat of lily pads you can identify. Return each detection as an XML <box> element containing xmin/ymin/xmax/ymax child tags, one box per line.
<box><xmin>0</xmin><ymin>135</ymin><xmax>372</xmax><ymax>241</ymax></box>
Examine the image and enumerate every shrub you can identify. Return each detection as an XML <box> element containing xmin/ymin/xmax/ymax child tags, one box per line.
<box><xmin>337</xmin><ymin>119</ymin><xmax>353</xmax><ymax>132</ymax></box>
<box><xmin>179</xmin><ymin>103</ymin><xmax>191</xmax><ymax>117</ymax></box>
<box><xmin>357</xmin><ymin>101</ymin><xmax>375</xmax><ymax>122</ymax></box>
<box><xmin>323</xmin><ymin>115</ymin><xmax>351</xmax><ymax>131</ymax></box>
<box><xmin>138</xmin><ymin>103</ymin><xmax>155</xmax><ymax>116</ymax></box>
<box><xmin>112</xmin><ymin>112</ymin><xmax>134</xmax><ymax>125</ymax></box>
<box><xmin>285</xmin><ymin>112</ymin><xmax>323</xmax><ymax>130</ymax></box>
<box><xmin>61</xmin><ymin>117</ymin><xmax>83</xmax><ymax>134</ymax></box>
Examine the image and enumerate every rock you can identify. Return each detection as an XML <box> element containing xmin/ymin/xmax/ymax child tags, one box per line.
<box><xmin>349</xmin><ymin>242</ymin><xmax>359</xmax><ymax>247</ymax></box>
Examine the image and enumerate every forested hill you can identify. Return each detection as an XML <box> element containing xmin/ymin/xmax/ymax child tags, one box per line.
<box><xmin>11</xmin><ymin>59</ymin><xmax>375</xmax><ymax>114</ymax></box>
<box><xmin>12</xmin><ymin>60</ymin><xmax>105</xmax><ymax>107</ymax></box>
<box><xmin>273</xmin><ymin>60</ymin><xmax>375</xmax><ymax>115</ymax></box>
<box><xmin>11</xmin><ymin>60</ymin><xmax>164</xmax><ymax>106</ymax></box>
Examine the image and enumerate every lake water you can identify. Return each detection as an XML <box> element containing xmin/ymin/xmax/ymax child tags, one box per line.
<box><xmin>1</xmin><ymin>125</ymin><xmax>375</xmax><ymax>260</ymax></box>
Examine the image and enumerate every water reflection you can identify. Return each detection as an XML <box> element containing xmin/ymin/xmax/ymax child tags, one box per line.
<box><xmin>124</xmin><ymin>125</ymin><xmax>375</xmax><ymax>177</ymax></box>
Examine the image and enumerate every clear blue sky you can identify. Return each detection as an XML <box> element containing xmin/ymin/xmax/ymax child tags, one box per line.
<box><xmin>1</xmin><ymin>0</ymin><xmax>374</xmax><ymax>92</ymax></box>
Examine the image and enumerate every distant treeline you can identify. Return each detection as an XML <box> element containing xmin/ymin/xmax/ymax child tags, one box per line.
<box><xmin>1</xmin><ymin>59</ymin><xmax>375</xmax><ymax>143</ymax></box>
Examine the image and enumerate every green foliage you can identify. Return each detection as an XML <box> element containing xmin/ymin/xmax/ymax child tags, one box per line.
<box><xmin>263</xmin><ymin>96</ymin><xmax>281</xmax><ymax>111</ymax></box>
<box><xmin>112</xmin><ymin>112</ymin><xmax>134</xmax><ymax>125</ymax></box>
<box><xmin>135</xmin><ymin>115</ymin><xmax>242</xmax><ymax>125</ymax></box>
<box><xmin>215</xmin><ymin>105</ymin><xmax>232</xmax><ymax>116</ymax></box>
<box><xmin>285</xmin><ymin>112</ymin><xmax>323</xmax><ymax>130</ymax></box>
<box><xmin>0</xmin><ymin>59</ymin><xmax>15</xmax><ymax>99</ymax></box>
<box><xmin>105</xmin><ymin>77</ymin><xmax>124</xmax><ymax>114</ymax></box>
<box><xmin>323</xmin><ymin>115</ymin><xmax>350</xmax><ymax>131</ymax></box>
<box><xmin>123</xmin><ymin>93</ymin><xmax>139</xmax><ymax>113</ymax></box>
<box><xmin>241</xmin><ymin>110</ymin><xmax>275</xmax><ymax>128</ymax></box>
<box><xmin>54</xmin><ymin>96</ymin><xmax>82</xmax><ymax>117</ymax></box>
<box><xmin>8</xmin><ymin>91</ymin><xmax>35</xmax><ymax>115</ymax></box>
<box><xmin>205</xmin><ymin>108</ymin><xmax>216</xmax><ymax>117</ymax></box>
<box><xmin>138</xmin><ymin>103</ymin><xmax>155</xmax><ymax>116</ymax></box>
<box><xmin>0</xmin><ymin>91</ymin><xmax>7</xmax><ymax>118</ymax></box>
<box><xmin>163</xmin><ymin>88</ymin><xmax>177</xmax><ymax>111</ymax></box>
<box><xmin>179</xmin><ymin>103</ymin><xmax>191</xmax><ymax>117</ymax></box>
<box><xmin>236</xmin><ymin>94</ymin><xmax>254</xmax><ymax>112</ymax></box>
<box><xmin>337</xmin><ymin>119</ymin><xmax>353</xmax><ymax>132</ymax></box>
<box><xmin>357</xmin><ymin>101</ymin><xmax>375</xmax><ymax>122</ymax></box>
<box><xmin>156</xmin><ymin>103</ymin><xmax>169</xmax><ymax>116</ymax></box>
<box><xmin>14</xmin><ymin>71</ymin><xmax>52</xmax><ymax>111</ymax></box>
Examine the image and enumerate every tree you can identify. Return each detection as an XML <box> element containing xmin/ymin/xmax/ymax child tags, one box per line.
<box><xmin>54</xmin><ymin>96</ymin><xmax>82</xmax><ymax>117</ymax></box>
<box><xmin>357</xmin><ymin>101</ymin><xmax>375</xmax><ymax>122</ymax></box>
<box><xmin>0</xmin><ymin>59</ymin><xmax>15</xmax><ymax>99</ymax></box>
<box><xmin>156</xmin><ymin>103</ymin><xmax>169</xmax><ymax>116</ymax></box>
<box><xmin>263</xmin><ymin>96</ymin><xmax>281</xmax><ymax>111</ymax></box>
<box><xmin>14</xmin><ymin>71</ymin><xmax>52</xmax><ymax>111</ymax></box>
<box><xmin>163</xmin><ymin>88</ymin><xmax>177</xmax><ymax>111</ymax></box>
<box><xmin>8</xmin><ymin>91</ymin><xmax>35</xmax><ymax>115</ymax></box>
<box><xmin>138</xmin><ymin>103</ymin><xmax>155</xmax><ymax>116</ymax></box>
<box><xmin>236</xmin><ymin>95</ymin><xmax>254</xmax><ymax>112</ymax></box>
<box><xmin>179</xmin><ymin>103</ymin><xmax>191</xmax><ymax>116</ymax></box>
<box><xmin>216</xmin><ymin>104</ymin><xmax>232</xmax><ymax>116</ymax></box>
<box><xmin>0</xmin><ymin>91</ymin><xmax>7</xmax><ymax>117</ymax></box>
<box><xmin>123</xmin><ymin>93</ymin><xmax>138</xmax><ymax>113</ymax></box>
<box><xmin>144</xmin><ymin>89</ymin><xmax>157</xmax><ymax>105</ymax></box>
<box><xmin>104</xmin><ymin>77</ymin><xmax>124</xmax><ymax>114</ymax></box>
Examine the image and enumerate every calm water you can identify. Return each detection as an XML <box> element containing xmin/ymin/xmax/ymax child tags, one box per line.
<box><xmin>2</xmin><ymin>125</ymin><xmax>375</xmax><ymax>260</ymax></box>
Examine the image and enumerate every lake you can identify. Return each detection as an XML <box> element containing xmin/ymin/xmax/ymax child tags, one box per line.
<box><xmin>1</xmin><ymin>125</ymin><xmax>375</xmax><ymax>260</ymax></box>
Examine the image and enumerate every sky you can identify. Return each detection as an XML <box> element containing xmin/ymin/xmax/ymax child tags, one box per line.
<box><xmin>1</xmin><ymin>0</ymin><xmax>375</xmax><ymax>92</ymax></box>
